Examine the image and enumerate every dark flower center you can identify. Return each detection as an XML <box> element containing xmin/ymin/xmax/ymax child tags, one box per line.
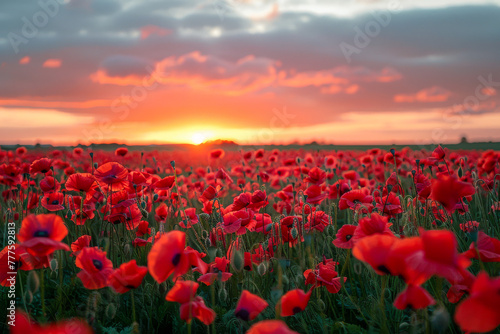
<box><xmin>292</xmin><ymin>306</ymin><xmax>302</xmax><ymax>315</ymax></box>
<box><xmin>51</xmin><ymin>200</ymin><xmax>60</xmax><ymax>205</ymax></box>
<box><xmin>34</xmin><ymin>230</ymin><xmax>49</xmax><ymax>237</ymax></box>
<box><xmin>235</xmin><ymin>309</ymin><xmax>250</xmax><ymax>321</ymax></box>
<box><xmin>377</xmin><ymin>265</ymin><xmax>391</xmax><ymax>275</ymax></box>
<box><xmin>172</xmin><ymin>253</ymin><xmax>181</xmax><ymax>266</ymax></box>
<box><xmin>345</xmin><ymin>235</ymin><xmax>352</xmax><ymax>241</ymax></box>
<box><xmin>93</xmin><ymin>259</ymin><xmax>103</xmax><ymax>270</ymax></box>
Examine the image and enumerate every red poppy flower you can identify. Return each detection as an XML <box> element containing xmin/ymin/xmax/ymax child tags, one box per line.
<box><xmin>154</xmin><ymin>176</ymin><xmax>176</xmax><ymax>191</ymax></box>
<box><xmin>115</xmin><ymin>147</ymin><xmax>128</xmax><ymax>157</ymax></box>
<box><xmin>393</xmin><ymin>284</ymin><xmax>435</xmax><ymax>310</ymax></box>
<box><xmin>29</xmin><ymin>158</ymin><xmax>52</xmax><ymax>175</ymax></box>
<box><xmin>304</xmin><ymin>211</ymin><xmax>329</xmax><ymax>232</ymax></box>
<box><xmin>353</xmin><ymin>234</ymin><xmax>398</xmax><ymax>275</ymax></box>
<box><xmin>304</xmin><ymin>259</ymin><xmax>346</xmax><ymax>293</ymax></box>
<box><xmin>148</xmin><ymin>231</ymin><xmax>207</xmax><ymax>283</ymax></box>
<box><xmin>223</xmin><ymin>210</ymin><xmax>255</xmax><ymax>235</ymax></box>
<box><xmin>304</xmin><ymin>184</ymin><xmax>326</xmax><ymax>205</ymax></box>
<box><xmin>94</xmin><ymin>162</ymin><xmax>129</xmax><ymax>191</ymax></box>
<box><xmin>10</xmin><ymin>309</ymin><xmax>93</xmax><ymax>334</ymax></box>
<box><xmin>65</xmin><ymin>173</ymin><xmax>96</xmax><ymax>193</ymax></box>
<box><xmin>179</xmin><ymin>208</ymin><xmax>199</xmax><ymax>228</ymax></box>
<box><xmin>40</xmin><ymin>176</ymin><xmax>60</xmax><ymax>193</ymax></box>
<box><xmin>247</xmin><ymin>320</ymin><xmax>299</xmax><ymax>334</ymax></box>
<box><xmin>429</xmin><ymin>174</ymin><xmax>475</xmax><ymax>214</ymax></box>
<box><xmin>70</xmin><ymin>235</ymin><xmax>91</xmax><ymax>257</ymax></box>
<box><xmin>210</xmin><ymin>149</ymin><xmax>225</xmax><ymax>159</ymax></box>
<box><xmin>41</xmin><ymin>192</ymin><xmax>65</xmax><ymax>211</ymax></box>
<box><xmin>136</xmin><ymin>220</ymin><xmax>151</xmax><ymax>237</ymax></box>
<box><xmin>108</xmin><ymin>259</ymin><xmax>148</xmax><ymax>293</ymax></box>
<box><xmin>1</xmin><ymin>244</ymin><xmax>38</xmax><ymax>286</ymax></box>
<box><xmin>234</xmin><ymin>290</ymin><xmax>268</xmax><ymax>321</ymax></box>
<box><xmin>17</xmin><ymin>214</ymin><xmax>69</xmax><ymax>257</ymax></box>
<box><xmin>414</xmin><ymin>172</ymin><xmax>431</xmax><ymax>199</ymax></box>
<box><xmin>407</xmin><ymin>228</ymin><xmax>470</xmax><ymax>281</ymax></box>
<box><xmin>454</xmin><ymin>272</ymin><xmax>500</xmax><ymax>333</ymax></box>
<box><xmin>76</xmin><ymin>247</ymin><xmax>113</xmax><ymax>290</ymax></box>
<box><xmin>339</xmin><ymin>189</ymin><xmax>373</xmax><ymax>211</ymax></box>
<box><xmin>197</xmin><ymin>257</ymin><xmax>232</xmax><ymax>285</ymax></box>
<box><xmin>166</xmin><ymin>279</ymin><xmax>199</xmax><ymax>304</ymax></box>
<box><xmin>352</xmin><ymin>213</ymin><xmax>394</xmax><ymax>242</ymax></box>
<box><xmin>248</xmin><ymin>190</ymin><xmax>268</xmax><ymax>211</ymax></box>
<box><xmin>155</xmin><ymin>203</ymin><xmax>171</xmax><ymax>223</ymax></box>
<box><xmin>278</xmin><ymin>288</ymin><xmax>312</xmax><ymax>316</ymax></box>
<box><xmin>375</xmin><ymin>192</ymin><xmax>402</xmax><ymax>217</ymax></box>
<box><xmin>462</xmin><ymin>231</ymin><xmax>500</xmax><ymax>262</ymax></box>
<box><xmin>304</xmin><ymin>167</ymin><xmax>326</xmax><ymax>185</ymax></box>
<box><xmin>332</xmin><ymin>224</ymin><xmax>357</xmax><ymax>249</ymax></box>
<box><xmin>179</xmin><ymin>296</ymin><xmax>216</xmax><ymax>325</ymax></box>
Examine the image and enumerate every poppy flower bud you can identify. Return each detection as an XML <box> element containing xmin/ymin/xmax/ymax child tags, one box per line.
<box><xmin>199</xmin><ymin>213</ymin><xmax>210</xmax><ymax>225</ymax></box>
<box><xmin>431</xmin><ymin>306</ymin><xmax>450</xmax><ymax>333</ymax></box>
<box><xmin>290</xmin><ymin>227</ymin><xmax>298</xmax><ymax>240</ymax></box>
<box><xmin>218</xmin><ymin>287</ymin><xmax>227</xmax><ymax>301</ymax></box>
<box><xmin>27</xmin><ymin>271</ymin><xmax>40</xmax><ymax>293</ymax></box>
<box><xmin>153</xmin><ymin>193</ymin><xmax>159</xmax><ymax>202</ymax></box>
<box><xmin>325</xmin><ymin>225</ymin><xmax>334</xmax><ymax>236</ymax></box>
<box><xmin>105</xmin><ymin>304</ymin><xmax>117</xmax><ymax>319</ymax></box>
<box><xmin>123</xmin><ymin>243</ymin><xmax>131</xmax><ymax>256</ymax></box>
<box><xmin>231</xmin><ymin>250</ymin><xmax>244</xmax><ymax>272</ymax></box>
<box><xmin>159</xmin><ymin>282</ymin><xmax>167</xmax><ymax>296</ymax></box>
<box><xmin>386</xmin><ymin>184</ymin><xmax>393</xmax><ymax>192</ymax></box>
<box><xmin>93</xmin><ymin>162</ymin><xmax>98</xmax><ymax>169</ymax></box>
<box><xmin>50</xmin><ymin>258</ymin><xmax>58</xmax><ymax>272</ymax></box>
<box><xmin>257</xmin><ymin>262</ymin><xmax>267</xmax><ymax>276</ymax></box>
<box><xmin>216</xmin><ymin>248</ymin><xmax>223</xmax><ymax>258</ymax></box>
<box><xmin>140</xmin><ymin>201</ymin><xmax>147</xmax><ymax>209</ymax></box>
<box><xmin>25</xmin><ymin>290</ymin><xmax>33</xmax><ymax>304</ymax></box>
<box><xmin>204</xmin><ymin>238</ymin><xmax>211</xmax><ymax>249</ymax></box>
<box><xmin>316</xmin><ymin>299</ymin><xmax>326</xmax><ymax>312</ymax></box>
<box><xmin>170</xmin><ymin>160</ymin><xmax>176</xmax><ymax>168</ymax></box>
<box><xmin>458</xmin><ymin>167</ymin><xmax>463</xmax><ymax>178</ymax></box>
<box><xmin>390</xmin><ymin>148</ymin><xmax>395</xmax><ymax>156</ymax></box>
<box><xmin>89</xmin><ymin>152</ymin><xmax>93</xmax><ymax>158</ymax></box>
<box><xmin>201</xmin><ymin>229</ymin><xmax>209</xmax><ymax>239</ymax></box>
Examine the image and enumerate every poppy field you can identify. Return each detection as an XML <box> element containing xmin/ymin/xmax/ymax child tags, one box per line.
<box><xmin>1</xmin><ymin>145</ymin><xmax>499</xmax><ymax>334</ymax></box>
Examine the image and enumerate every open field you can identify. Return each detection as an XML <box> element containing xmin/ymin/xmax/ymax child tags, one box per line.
<box><xmin>1</xmin><ymin>145</ymin><xmax>499</xmax><ymax>333</ymax></box>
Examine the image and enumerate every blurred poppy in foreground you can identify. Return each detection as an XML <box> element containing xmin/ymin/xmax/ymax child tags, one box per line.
<box><xmin>234</xmin><ymin>290</ymin><xmax>268</xmax><ymax>321</ymax></box>
<box><xmin>17</xmin><ymin>214</ymin><xmax>69</xmax><ymax>257</ymax></box>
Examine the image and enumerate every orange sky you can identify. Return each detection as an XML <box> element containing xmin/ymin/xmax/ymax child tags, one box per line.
<box><xmin>1</xmin><ymin>0</ymin><xmax>500</xmax><ymax>145</ymax></box>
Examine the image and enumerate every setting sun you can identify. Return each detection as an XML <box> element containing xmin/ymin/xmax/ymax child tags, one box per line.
<box><xmin>191</xmin><ymin>132</ymin><xmax>212</xmax><ymax>145</ymax></box>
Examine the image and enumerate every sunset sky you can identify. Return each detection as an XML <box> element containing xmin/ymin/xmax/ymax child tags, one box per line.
<box><xmin>1</xmin><ymin>0</ymin><xmax>500</xmax><ymax>145</ymax></box>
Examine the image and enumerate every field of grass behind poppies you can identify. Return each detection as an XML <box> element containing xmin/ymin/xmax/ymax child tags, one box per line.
<box><xmin>1</xmin><ymin>145</ymin><xmax>499</xmax><ymax>333</ymax></box>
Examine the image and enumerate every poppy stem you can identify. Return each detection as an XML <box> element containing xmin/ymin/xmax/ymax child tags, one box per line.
<box><xmin>40</xmin><ymin>267</ymin><xmax>46</xmax><ymax>317</ymax></box>
<box><xmin>131</xmin><ymin>290</ymin><xmax>137</xmax><ymax>327</ymax></box>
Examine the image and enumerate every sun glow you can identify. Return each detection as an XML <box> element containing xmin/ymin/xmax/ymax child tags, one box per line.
<box><xmin>191</xmin><ymin>131</ymin><xmax>213</xmax><ymax>145</ymax></box>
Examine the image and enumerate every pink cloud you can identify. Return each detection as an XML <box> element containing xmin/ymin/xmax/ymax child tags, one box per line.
<box><xmin>19</xmin><ymin>56</ymin><xmax>30</xmax><ymax>65</ymax></box>
<box><xmin>43</xmin><ymin>59</ymin><xmax>62</xmax><ymax>68</ymax></box>
<box><xmin>394</xmin><ymin>86</ymin><xmax>453</xmax><ymax>103</ymax></box>
<box><xmin>140</xmin><ymin>25</ymin><xmax>172</xmax><ymax>40</ymax></box>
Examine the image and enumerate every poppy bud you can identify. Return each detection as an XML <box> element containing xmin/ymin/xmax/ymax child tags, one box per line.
<box><xmin>25</xmin><ymin>290</ymin><xmax>33</xmax><ymax>304</ymax></box>
<box><xmin>93</xmin><ymin>162</ymin><xmax>98</xmax><ymax>169</ymax></box>
<box><xmin>390</xmin><ymin>148</ymin><xmax>395</xmax><ymax>156</ymax></box>
<box><xmin>257</xmin><ymin>262</ymin><xmax>267</xmax><ymax>276</ymax></box>
<box><xmin>50</xmin><ymin>258</ymin><xmax>58</xmax><ymax>272</ymax></box>
<box><xmin>325</xmin><ymin>225</ymin><xmax>334</xmax><ymax>236</ymax></box>
<box><xmin>316</xmin><ymin>299</ymin><xmax>326</xmax><ymax>312</ymax></box>
<box><xmin>89</xmin><ymin>152</ymin><xmax>93</xmax><ymax>158</ymax></box>
<box><xmin>153</xmin><ymin>194</ymin><xmax>159</xmax><ymax>202</ymax></box>
<box><xmin>159</xmin><ymin>282</ymin><xmax>167</xmax><ymax>296</ymax></box>
<box><xmin>458</xmin><ymin>167</ymin><xmax>463</xmax><ymax>178</ymax></box>
<box><xmin>123</xmin><ymin>243</ymin><xmax>131</xmax><ymax>256</ymax></box>
<box><xmin>170</xmin><ymin>160</ymin><xmax>176</xmax><ymax>168</ymax></box>
<box><xmin>201</xmin><ymin>230</ymin><xmax>209</xmax><ymax>239</ymax></box>
<box><xmin>199</xmin><ymin>213</ymin><xmax>210</xmax><ymax>225</ymax></box>
<box><xmin>105</xmin><ymin>304</ymin><xmax>117</xmax><ymax>319</ymax></box>
<box><xmin>218</xmin><ymin>287</ymin><xmax>227</xmax><ymax>301</ymax></box>
<box><xmin>204</xmin><ymin>238</ymin><xmax>211</xmax><ymax>249</ymax></box>
<box><xmin>290</xmin><ymin>227</ymin><xmax>298</xmax><ymax>240</ymax></box>
<box><xmin>216</xmin><ymin>248</ymin><xmax>223</xmax><ymax>258</ymax></box>
<box><xmin>431</xmin><ymin>306</ymin><xmax>450</xmax><ymax>333</ymax></box>
<box><xmin>140</xmin><ymin>201</ymin><xmax>147</xmax><ymax>209</ymax></box>
<box><xmin>231</xmin><ymin>250</ymin><xmax>244</xmax><ymax>272</ymax></box>
<box><xmin>27</xmin><ymin>271</ymin><xmax>40</xmax><ymax>293</ymax></box>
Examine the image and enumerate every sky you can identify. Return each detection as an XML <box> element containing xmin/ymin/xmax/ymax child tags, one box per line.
<box><xmin>1</xmin><ymin>0</ymin><xmax>500</xmax><ymax>146</ymax></box>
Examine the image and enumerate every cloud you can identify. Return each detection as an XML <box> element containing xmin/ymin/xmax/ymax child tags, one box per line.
<box><xmin>43</xmin><ymin>59</ymin><xmax>62</xmax><ymax>68</ymax></box>
<box><xmin>394</xmin><ymin>86</ymin><xmax>453</xmax><ymax>103</ymax></box>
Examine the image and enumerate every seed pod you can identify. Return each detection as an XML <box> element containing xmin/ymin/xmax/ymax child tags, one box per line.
<box><xmin>27</xmin><ymin>271</ymin><xmax>40</xmax><ymax>293</ymax></box>
<box><xmin>123</xmin><ymin>243</ymin><xmax>131</xmax><ymax>256</ymax></box>
<box><xmin>231</xmin><ymin>250</ymin><xmax>244</xmax><ymax>272</ymax></box>
<box><xmin>105</xmin><ymin>303</ymin><xmax>117</xmax><ymax>319</ymax></box>
<box><xmin>50</xmin><ymin>258</ymin><xmax>58</xmax><ymax>272</ymax></box>
<box><xmin>199</xmin><ymin>213</ymin><xmax>210</xmax><ymax>225</ymax></box>
<box><xmin>218</xmin><ymin>287</ymin><xmax>227</xmax><ymax>301</ymax></box>
<box><xmin>257</xmin><ymin>262</ymin><xmax>267</xmax><ymax>276</ymax></box>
